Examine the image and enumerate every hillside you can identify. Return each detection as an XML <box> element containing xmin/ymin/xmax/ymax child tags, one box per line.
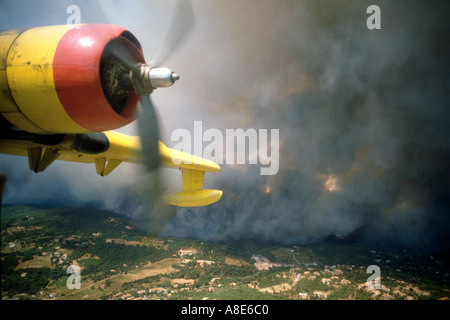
<box><xmin>1</xmin><ymin>205</ymin><xmax>449</xmax><ymax>300</ymax></box>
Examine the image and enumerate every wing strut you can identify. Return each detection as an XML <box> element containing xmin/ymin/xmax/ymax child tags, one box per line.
<box><xmin>27</xmin><ymin>147</ymin><xmax>60</xmax><ymax>173</ymax></box>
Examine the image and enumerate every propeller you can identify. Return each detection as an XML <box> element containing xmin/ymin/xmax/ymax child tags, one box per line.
<box><xmin>105</xmin><ymin>0</ymin><xmax>196</xmax><ymax>235</ymax></box>
<box><xmin>109</xmin><ymin>0</ymin><xmax>194</xmax><ymax>173</ymax></box>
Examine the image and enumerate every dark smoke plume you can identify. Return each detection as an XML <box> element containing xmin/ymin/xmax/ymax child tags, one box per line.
<box><xmin>160</xmin><ymin>0</ymin><xmax>450</xmax><ymax>253</ymax></box>
<box><xmin>1</xmin><ymin>1</ymin><xmax>449</xmax><ymax>253</ymax></box>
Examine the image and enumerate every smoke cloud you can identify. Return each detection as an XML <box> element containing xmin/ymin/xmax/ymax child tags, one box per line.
<box><xmin>1</xmin><ymin>0</ymin><xmax>449</xmax><ymax>253</ymax></box>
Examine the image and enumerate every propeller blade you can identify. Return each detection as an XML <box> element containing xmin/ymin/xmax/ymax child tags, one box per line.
<box><xmin>152</xmin><ymin>0</ymin><xmax>196</xmax><ymax>66</ymax></box>
<box><xmin>137</xmin><ymin>94</ymin><xmax>160</xmax><ymax>172</ymax></box>
<box><xmin>134</xmin><ymin>95</ymin><xmax>177</xmax><ymax>236</ymax></box>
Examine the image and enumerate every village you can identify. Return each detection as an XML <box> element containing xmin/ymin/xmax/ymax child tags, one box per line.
<box><xmin>105</xmin><ymin>248</ymin><xmax>439</xmax><ymax>301</ymax></box>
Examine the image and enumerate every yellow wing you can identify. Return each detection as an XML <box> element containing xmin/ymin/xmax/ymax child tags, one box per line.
<box><xmin>0</xmin><ymin>130</ymin><xmax>222</xmax><ymax>207</ymax></box>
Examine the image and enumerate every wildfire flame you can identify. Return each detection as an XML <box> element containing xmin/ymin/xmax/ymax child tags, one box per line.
<box><xmin>317</xmin><ymin>173</ymin><xmax>340</xmax><ymax>192</ymax></box>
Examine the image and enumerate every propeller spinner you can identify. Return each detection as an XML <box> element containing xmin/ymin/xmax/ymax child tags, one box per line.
<box><xmin>131</xmin><ymin>64</ymin><xmax>180</xmax><ymax>94</ymax></box>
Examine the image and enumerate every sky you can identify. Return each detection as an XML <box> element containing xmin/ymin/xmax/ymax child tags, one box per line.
<box><xmin>1</xmin><ymin>0</ymin><xmax>449</xmax><ymax>254</ymax></box>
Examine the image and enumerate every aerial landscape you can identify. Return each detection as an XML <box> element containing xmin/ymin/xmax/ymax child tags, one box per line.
<box><xmin>2</xmin><ymin>205</ymin><xmax>449</xmax><ymax>301</ymax></box>
<box><xmin>1</xmin><ymin>1</ymin><xmax>449</xmax><ymax>314</ymax></box>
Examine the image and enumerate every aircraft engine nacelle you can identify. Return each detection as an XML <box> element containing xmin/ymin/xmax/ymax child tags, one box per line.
<box><xmin>0</xmin><ymin>24</ymin><xmax>145</xmax><ymax>134</ymax></box>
